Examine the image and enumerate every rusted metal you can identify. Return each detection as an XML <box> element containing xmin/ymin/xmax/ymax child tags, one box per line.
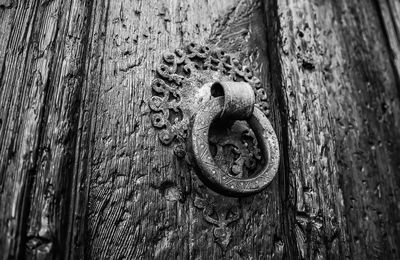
<box><xmin>149</xmin><ymin>43</ymin><xmax>279</xmax><ymax>197</ymax></box>
<box><xmin>210</xmin><ymin>81</ymin><xmax>255</xmax><ymax>119</ymax></box>
<box><xmin>188</xmin><ymin>83</ymin><xmax>280</xmax><ymax>197</ymax></box>
<box><xmin>148</xmin><ymin>43</ymin><xmax>270</xmax><ymax>157</ymax></box>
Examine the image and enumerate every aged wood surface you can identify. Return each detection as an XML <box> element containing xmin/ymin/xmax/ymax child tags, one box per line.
<box><xmin>265</xmin><ymin>0</ymin><xmax>400</xmax><ymax>259</ymax></box>
<box><xmin>0</xmin><ymin>0</ymin><xmax>399</xmax><ymax>260</ymax></box>
<box><xmin>83</xmin><ymin>1</ymin><xmax>292</xmax><ymax>259</ymax></box>
<box><xmin>0</xmin><ymin>0</ymin><xmax>91</xmax><ymax>259</ymax></box>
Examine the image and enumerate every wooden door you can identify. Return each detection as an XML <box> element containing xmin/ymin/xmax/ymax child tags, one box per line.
<box><xmin>0</xmin><ymin>0</ymin><xmax>399</xmax><ymax>259</ymax></box>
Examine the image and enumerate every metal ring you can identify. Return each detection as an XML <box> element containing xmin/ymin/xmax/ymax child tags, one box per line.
<box><xmin>188</xmin><ymin>97</ymin><xmax>280</xmax><ymax>197</ymax></box>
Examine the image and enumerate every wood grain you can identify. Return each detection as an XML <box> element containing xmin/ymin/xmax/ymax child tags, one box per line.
<box><xmin>266</xmin><ymin>0</ymin><xmax>400</xmax><ymax>258</ymax></box>
<box><xmin>0</xmin><ymin>0</ymin><xmax>91</xmax><ymax>259</ymax></box>
<box><xmin>82</xmin><ymin>0</ymin><xmax>293</xmax><ymax>259</ymax></box>
<box><xmin>0</xmin><ymin>0</ymin><xmax>399</xmax><ymax>259</ymax></box>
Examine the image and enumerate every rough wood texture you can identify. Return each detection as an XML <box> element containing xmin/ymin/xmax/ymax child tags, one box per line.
<box><xmin>265</xmin><ymin>0</ymin><xmax>400</xmax><ymax>258</ymax></box>
<box><xmin>83</xmin><ymin>1</ymin><xmax>294</xmax><ymax>259</ymax></box>
<box><xmin>0</xmin><ymin>0</ymin><xmax>91</xmax><ymax>259</ymax></box>
<box><xmin>0</xmin><ymin>0</ymin><xmax>399</xmax><ymax>259</ymax></box>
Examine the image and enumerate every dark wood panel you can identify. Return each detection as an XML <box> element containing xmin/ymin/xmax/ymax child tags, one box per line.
<box><xmin>82</xmin><ymin>0</ymin><xmax>293</xmax><ymax>259</ymax></box>
<box><xmin>0</xmin><ymin>1</ymin><xmax>91</xmax><ymax>259</ymax></box>
<box><xmin>0</xmin><ymin>0</ymin><xmax>399</xmax><ymax>259</ymax></box>
<box><xmin>266</xmin><ymin>0</ymin><xmax>400</xmax><ymax>258</ymax></box>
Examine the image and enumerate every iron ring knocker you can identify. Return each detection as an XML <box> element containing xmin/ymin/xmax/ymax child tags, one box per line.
<box><xmin>188</xmin><ymin>81</ymin><xmax>280</xmax><ymax>197</ymax></box>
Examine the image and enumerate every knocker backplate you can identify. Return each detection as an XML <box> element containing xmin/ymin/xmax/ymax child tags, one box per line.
<box><xmin>149</xmin><ymin>42</ymin><xmax>274</xmax><ymax>251</ymax></box>
<box><xmin>148</xmin><ymin>42</ymin><xmax>270</xmax><ymax>170</ymax></box>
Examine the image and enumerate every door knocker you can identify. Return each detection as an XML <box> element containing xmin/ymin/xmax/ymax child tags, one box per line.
<box><xmin>149</xmin><ymin>43</ymin><xmax>279</xmax><ymax>197</ymax></box>
<box><xmin>187</xmin><ymin>82</ymin><xmax>279</xmax><ymax>197</ymax></box>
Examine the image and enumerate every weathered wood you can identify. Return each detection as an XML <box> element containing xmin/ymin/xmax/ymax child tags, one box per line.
<box><xmin>266</xmin><ymin>0</ymin><xmax>400</xmax><ymax>258</ymax></box>
<box><xmin>82</xmin><ymin>0</ymin><xmax>294</xmax><ymax>259</ymax></box>
<box><xmin>0</xmin><ymin>0</ymin><xmax>91</xmax><ymax>259</ymax></box>
<box><xmin>0</xmin><ymin>0</ymin><xmax>399</xmax><ymax>259</ymax></box>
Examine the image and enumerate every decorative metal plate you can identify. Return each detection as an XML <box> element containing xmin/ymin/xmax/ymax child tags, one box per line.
<box><xmin>148</xmin><ymin>42</ymin><xmax>270</xmax><ymax>159</ymax></box>
<box><xmin>149</xmin><ymin>43</ymin><xmax>274</xmax><ymax>250</ymax></box>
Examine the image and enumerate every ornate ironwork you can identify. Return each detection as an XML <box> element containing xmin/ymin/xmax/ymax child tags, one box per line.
<box><xmin>193</xmin><ymin>193</ymin><xmax>240</xmax><ymax>252</ymax></box>
<box><xmin>149</xmin><ymin>43</ymin><xmax>276</xmax><ymax>249</ymax></box>
<box><xmin>149</xmin><ymin>43</ymin><xmax>270</xmax><ymax>160</ymax></box>
<box><xmin>209</xmin><ymin>123</ymin><xmax>262</xmax><ymax>179</ymax></box>
<box><xmin>188</xmin><ymin>94</ymin><xmax>279</xmax><ymax>197</ymax></box>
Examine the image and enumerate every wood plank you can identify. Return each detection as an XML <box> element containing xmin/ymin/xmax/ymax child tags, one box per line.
<box><xmin>82</xmin><ymin>0</ymin><xmax>295</xmax><ymax>258</ymax></box>
<box><xmin>0</xmin><ymin>1</ymin><xmax>91</xmax><ymax>259</ymax></box>
<box><xmin>266</xmin><ymin>0</ymin><xmax>400</xmax><ymax>258</ymax></box>
<box><xmin>0</xmin><ymin>0</ymin><xmax>399</xmax><ymax>259</ymax></box>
